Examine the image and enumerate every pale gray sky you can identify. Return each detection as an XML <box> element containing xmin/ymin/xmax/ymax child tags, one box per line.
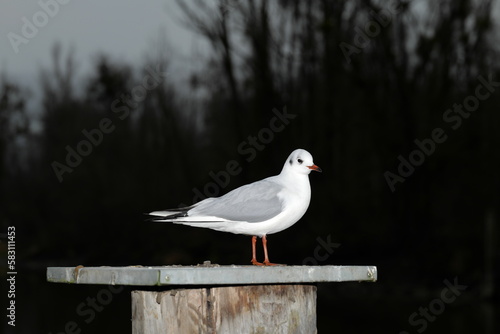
<box><xmin>0</xmin><ymin>0</ymin><xmax>205</xmax><ymax>90</ymax></box>
<box><xmin>2</xmin><ymin>0</ymin><xmax>500</xmax><ymax>94</ymax></box>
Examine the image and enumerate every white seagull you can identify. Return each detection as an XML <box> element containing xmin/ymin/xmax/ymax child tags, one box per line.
<box><xmin>148</xmin><ymin>148</ymin><xmax>321</xmax><ymax>266</ymax></box>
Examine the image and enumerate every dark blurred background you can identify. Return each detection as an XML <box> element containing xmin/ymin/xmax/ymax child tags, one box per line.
<box><xmin>1</xmin><ymin>0</ymin><xmax>499</xmax><ymax>333</ymax></box>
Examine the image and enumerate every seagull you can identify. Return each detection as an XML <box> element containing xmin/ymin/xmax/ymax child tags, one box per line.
<box><xmin>148</xmin><ymin>148</ymin><xmax>321</xmax><ymax>266</ymax></box>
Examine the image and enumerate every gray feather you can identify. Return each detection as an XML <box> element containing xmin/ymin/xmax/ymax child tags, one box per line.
<box><xmin>188</xmin><ymin>178</ymin><xmax>283</xmax><ymax>222</ymax></box>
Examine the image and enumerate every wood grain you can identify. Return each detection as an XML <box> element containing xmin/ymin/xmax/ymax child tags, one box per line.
<box><xmin>132</xmin><ymin>285</ymin><xmax>316</xmax><ymax>333</ymax></box>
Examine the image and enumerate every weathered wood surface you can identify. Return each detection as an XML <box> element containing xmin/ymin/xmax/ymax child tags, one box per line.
<box><xmin>132</xmin><ymin>285</ymin><xmax>317</xmax><ymax>334</ymax></box>
<box><xmin>47</xmin><ymin>265</ymin><xmax>377</xmax><ymax>285</ymax></box>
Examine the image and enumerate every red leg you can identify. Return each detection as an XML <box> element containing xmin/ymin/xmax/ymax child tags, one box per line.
<box><xmin>251</xmin><ymin>236</ymin><xmax>263</xmax><ymax>265</ymax></box>
<box><xmin>262</xmin><ymin>235</ymin><xmax>278</xmax><ymax>266</ymax></box>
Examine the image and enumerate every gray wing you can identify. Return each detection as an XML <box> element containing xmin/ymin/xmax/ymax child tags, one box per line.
<box><xmin>188</xmin><ymin>178</ymin><xmax>284</xmax><ymax>222</ymax></box>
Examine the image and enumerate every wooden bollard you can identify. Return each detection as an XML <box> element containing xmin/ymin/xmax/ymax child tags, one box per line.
<box><xmin>132</xmin><ymin>285</ymin><xmax>316</xmax><ymax>333</ymax></box>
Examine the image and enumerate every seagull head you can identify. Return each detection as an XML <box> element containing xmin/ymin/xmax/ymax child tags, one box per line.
<box><xmin>283</xmin><ymin>149</ymin><xmax>322</xmax><ymax>175</ymax></box>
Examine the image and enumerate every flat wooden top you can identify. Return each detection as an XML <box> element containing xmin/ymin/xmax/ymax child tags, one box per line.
<box><xmin>47</xmin><ymin>264</ymin><xmax>377</xmax><ymax>286</ymax></box>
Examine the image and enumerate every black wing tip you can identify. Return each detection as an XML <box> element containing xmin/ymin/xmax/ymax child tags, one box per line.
<box><xmin>145</xmin><ymin>212</ymin><xmax>189</xmax><ymax>222</ymax></box>
<box><xmin>165</xmin><ymin>212</ymin><xmax>188</xmax><ymax>219</ymax></box>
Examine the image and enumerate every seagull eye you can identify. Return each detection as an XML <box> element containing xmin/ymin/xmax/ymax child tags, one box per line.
<box><xmin>297</xmin><ymin>158</ymin><xmax>303</xmax><ymax>164</ymax></box>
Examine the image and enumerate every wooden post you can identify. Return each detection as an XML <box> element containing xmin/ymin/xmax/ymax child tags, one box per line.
<box><xmin>131</xmin><ymin>285</ymin><xmax>316</xmax><ymax>334</ymax></box>
<box><xmin>47</xmin><ymin>265</ymin><xmax>377</xmax><ymax>333</ymax></box>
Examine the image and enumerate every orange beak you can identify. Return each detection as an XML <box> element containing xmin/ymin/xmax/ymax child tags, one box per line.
<box><xmin>307</xmin><ymin>164</ymin><xmax>322</xmax><ymax>172</ymax></box>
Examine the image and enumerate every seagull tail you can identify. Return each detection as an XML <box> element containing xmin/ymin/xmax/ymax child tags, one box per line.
<box><xmin>145</xmin><ymin>205</ymin><xmax>194</xmax><ymax>222</ymax></box>
<box><xmin>146</xmin><ymin>211</ymin><xmax>188</xmax><ymax>222</ymax></box>
<box><xmin>146</xmin><ymin>210</ymin><xmax>227</xmax><ymax>225</ymax></box>
<box><xmin>145</xmin><ymin>200</ymin><xmax>225</xmax><ymax>224</ymax></box>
